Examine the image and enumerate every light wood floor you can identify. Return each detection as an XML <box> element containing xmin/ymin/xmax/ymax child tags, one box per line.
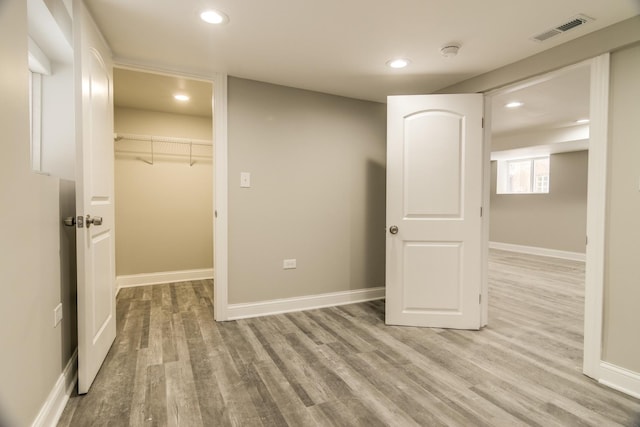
<box><xmin>58</xmin><ymin>250</ymin><xmax>640</xmax><ymax>426</ymax></box>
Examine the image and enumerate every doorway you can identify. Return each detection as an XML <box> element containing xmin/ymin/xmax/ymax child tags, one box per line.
<box><xmin>112</xmin><ymin>68</ymin><xmax>215</xmax><ymax>293</ymax></box>
<box><xmin>482</xmin><ymin>55</ymin><xmax>610</xmax><ymax>379</ymax></box>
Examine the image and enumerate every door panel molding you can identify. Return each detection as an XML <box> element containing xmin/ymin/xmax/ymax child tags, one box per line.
<box><xmin>386</xmin><ymin>94</ymin><xmax>483</xmax><ymax>330</ymax></box>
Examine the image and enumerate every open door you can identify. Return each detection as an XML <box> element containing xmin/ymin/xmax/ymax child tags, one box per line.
<box><xmin>386</xmin><ymin>94</ymin><xmax>484</xmax><ymax>329</ymax></box>
<box><xmin>74</xmin><ymin>1</ymin><xmax>116</xmax><ymax>394</ymax></box>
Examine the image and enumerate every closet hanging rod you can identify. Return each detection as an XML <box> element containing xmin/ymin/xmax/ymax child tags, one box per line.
<box><xmin>114</xmin><ymin>132</ymin><xmax>212</xmax><ymax>147</ymax></box>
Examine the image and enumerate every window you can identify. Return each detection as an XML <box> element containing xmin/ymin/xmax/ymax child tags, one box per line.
<box><xmin>497</xmin><ymin>156</ymin><xmax>550</xmax><ymax>194</ymax></box>
<box><xmin>29</xmin><ymin>70</ymin><xmax>43</xmax><ymax>172</ymax></box>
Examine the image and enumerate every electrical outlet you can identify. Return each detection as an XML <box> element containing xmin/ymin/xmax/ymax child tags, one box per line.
<box><xmin>283</xmin><ymin>259</ymin><xmax>297</xmax><ymax>269</ymax></box>
<box><xmin>54</xmin><ymin>303</ymin><xmax>63</xmax><ymax>327</ymax></box>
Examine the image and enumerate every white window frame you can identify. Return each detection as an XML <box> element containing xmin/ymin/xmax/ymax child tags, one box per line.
<box><xmin>496</xmin><ymin>155</ymin><xmax>550</xmax><ymax>194</ymax></box>
<box><xmin>29</xmin><ymin>70</ymin><xmax>43</xmax><ymax>172</ymax></box>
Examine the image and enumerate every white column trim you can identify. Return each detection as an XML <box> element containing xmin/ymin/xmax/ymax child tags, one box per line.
<box><xmin>213</xmin><ymin>73</ymin><xmax>229</xmax><ymax>321</ymax></box>
<box><xmin>582</xmin><ymin>53</ymin><xmax>610</xmax><ymax>379</ymax></box>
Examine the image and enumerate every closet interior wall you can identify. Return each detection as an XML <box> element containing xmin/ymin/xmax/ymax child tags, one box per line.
<box><xmin>114</xmin><ymin>107</ymin><xmax>213</xmax><ymax>279</ymax></box>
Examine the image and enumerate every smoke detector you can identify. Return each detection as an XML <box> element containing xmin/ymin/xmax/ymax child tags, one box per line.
<box><xmin>440</xmin><ymin>43</ymin><xmax>461</xmax><ymax>58</ymax></box>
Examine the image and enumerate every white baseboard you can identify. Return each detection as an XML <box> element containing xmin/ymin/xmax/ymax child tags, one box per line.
<box><xmin>227</xmin><ymin>286</ymin><xmax>385</xmax><ymax>320</ymax></box>
<box><xmin>32</xmin><ymin>349</ymin><xmax>77</xmax><ymax>427</ymax></box>
<box><xmin>599</xmin><ymin>361</ymin><xmax>640</xmax><ymax>399</ymax></box>
<box><xmin>489</xmin><ymin>241</ymin><xmax>586</xmax><ymax>262</ymax></box>
<box><xmin>116</xmin><ymin>268</ymin><xmax>214</xmax><ymax>294</ymax></box>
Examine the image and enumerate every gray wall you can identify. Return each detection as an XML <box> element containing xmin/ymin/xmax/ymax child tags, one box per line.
<box><xmin>443</xmin><ymin>20</ymin><xmax>640</xmax><ymax>376</ymax></box>
<box><xmin>0</xmin><ymin>1</ymin><xmax>76</xmax><ymax>424</ymax></box>
<box><xmin>490</xmin><ymin>151</ymin><xmax>588</xmax><ymax>253</ymax></box>
<box><xmin>228</xmin><ymin>77</ymin><xmax>386</xmax><ymax>304</ymax></box>
<box><xmin>603</xmin><ymin>42</ymin><xmax>640</xmax><ymax>373</ymax></box>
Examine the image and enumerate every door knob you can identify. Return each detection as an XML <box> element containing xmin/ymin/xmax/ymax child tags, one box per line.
<box><xmin>63</xmin><ymin>216</ymin><xmax>76</xmax><ymax>227</ymax></box>
<box><xmin>86</xmin><ymin>215</ymin><xmax>103</xmax><ymax>228</ymax></box>
<box><xmin>389</xmin><ymin>225</ymin><xmax>399</xmax><ymax>234</ymax></box>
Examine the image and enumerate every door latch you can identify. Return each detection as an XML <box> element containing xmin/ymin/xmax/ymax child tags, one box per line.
<box><xmin>85</xmin><ymin>215</ymin><xmax>103</xmax><ymax>228</ymax></box>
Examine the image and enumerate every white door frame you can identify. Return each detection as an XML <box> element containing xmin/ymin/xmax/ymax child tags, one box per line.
<box><xmin>110</xmin><ymin>62</ymin><xmax>229</xmax><ymax>321</ymax></box>
<box><xmin>212</xmin><ymin>74</ymin><xmax>228</xmax><ymax>321</ymax></box>
<box><xmin>482</xmin><ymin>54</ymin><xmax>610</xmax><ymax>380</ymax></box>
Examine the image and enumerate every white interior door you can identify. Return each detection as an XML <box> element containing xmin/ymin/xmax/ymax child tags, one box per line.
<box><xmin>74</xmin><ymin>1</ymin><xmax>116</xmax><ymax>394</ymax></box>
<box><xmin>386</xmin><ymin>94</ymin><xmax>484</xmax><ymax>329</ymax></box>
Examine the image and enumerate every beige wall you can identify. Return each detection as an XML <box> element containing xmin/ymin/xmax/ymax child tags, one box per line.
<box><xmin>444</xmin><ymin>19</ymin><xmax>640</xmax><ymax>376</ymax></box>
<box><xmin>114</xmin><ymin>107</ymin><xmax>213</xmax><ymax>276</ymax></box>
<box><xmin>228</xmin><ymin>77</ymin><xmax>386</xmax><ymax>304</ymax></box>
<box><xmin>490</xmin><ymin>151</ymin><xmax>588</xmax><ymax>253</ymax></box>
<box><xmin>0</xmin><ymin>0</ymin><xmax>75</xmax><ymax>424</ymax></box>
<box><xmin>602</xmin><ymin>42</ymin><xmax>640</xmax><ymax>372</ymax></box>
<box><xmin>41</xmin><ymin>62</ymin><xmax>75</xmax><ymax>180</ymax></box>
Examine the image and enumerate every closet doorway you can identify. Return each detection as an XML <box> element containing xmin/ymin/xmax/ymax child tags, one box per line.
<box><xmin>112</xmin><ymin>68</ymin><xmax>214</xmax><ymax>292</ymax></box>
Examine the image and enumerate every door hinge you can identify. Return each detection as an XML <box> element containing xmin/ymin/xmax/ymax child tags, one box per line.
<box><xmin>586</xmin><ymin>235</ymin><xmax>588</xmax><ymax>245</ymax></box>
<box><xmin>482</xmin><ymin>117</ymin><xmax>485</xmax><ymax>129</ymax></box>
<box><xmin>479</xmin><ymin>294</ymin><xmax>482</xmax><ymax>304</ymax></box>
<box><xmin>480</xmin><ymin>207</ymin><xmax>483</xmax><ymax>217</ymax></box>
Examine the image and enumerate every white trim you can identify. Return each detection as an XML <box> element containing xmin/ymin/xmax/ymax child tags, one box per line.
<box><xmin>227</xmin><ymin>287</ymin><xmax>385</xmax><ymax>320</ymax></box>
<box><xmin>481</xmin><ymin>95</ymin><xmax>492</xmax><ymax>327</ymax></box>
<box><xmin>599</xmin><ymin>362</ymin><xmax>640</xmax><ymax>400</ymax></box>
<box><xmin>213</xmin><ymin>73</ymin><xmax>229</xmax><ymax>321</ymax></box>
<box><xmin>113</xmin><ymin>58</ymin><xmax>218</xmax><ymax>83</ymax></box>
<box><xmin>583</xmin><ymin>53</ymin><xmax>610</xmax><ymax>380</ymax></box>
<box><xmin>31</xmin><ymin>349</ymin><xmax>78</xmax><ymax>427</ymax></box>
<box><xmin>489</xmin><ymin>242</ymin><xmax>586</xmax><ymax>262</ymax></box>
<box><xmin>30</xmin><ymin>71</ymin><xmax>43</xmax><ymax>172</ymax></box>
<box><xmin>28</xmin><ymin>37</ymin><xmax>52</xmax><ymax>75</ymax></box>
<box><xmin>116</xmin><ymin>268</ymin><xmax>213</xmax><ymax>293</ymax></box>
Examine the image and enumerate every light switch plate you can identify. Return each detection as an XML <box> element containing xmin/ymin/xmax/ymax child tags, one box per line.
<box><xmin>54</xmin><ymin>303</ymin><xmax>63</xmax><ymax>327</ymax></box>
<box><xmin>240</xmin><ymin>172</ymin><xmax>251</xmax><ymax>188</ymax></box>
<box><xmin>283</xmin><ymin>259</ymin><xmax>297</xmax><ymax>269</ymax></box>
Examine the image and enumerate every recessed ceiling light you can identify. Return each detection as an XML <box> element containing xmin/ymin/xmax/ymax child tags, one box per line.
<box><xmin>200</xmin><ymin>9</ymin><xmax>229</xmax><ymax>24</ymax></box>
<box><xmin>174</xmin><ymin>94</ymin><xmax>190</xmax><ymax>102</ymax></box>
<box><xmin>505</xmin><ymin>101</ymin><xmax>524</xmax><ymax>108</ymax></box>
<box><xmin>576</xmin><ymin>118</ymin><xmax>590</xmax><ymax>124</ymax></box>
<box><xmin>387</xmin><ymin>58</ymin><xmax>410</xmax><ymax>69</ymax></box>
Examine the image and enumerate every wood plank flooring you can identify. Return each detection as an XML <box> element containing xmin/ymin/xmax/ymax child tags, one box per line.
<box><xmin>58</xmin><ymin>251</ymin><xmax>640</xmax><ymax>426</ymax></box>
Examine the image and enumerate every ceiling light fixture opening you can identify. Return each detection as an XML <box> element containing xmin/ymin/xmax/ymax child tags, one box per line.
<box><xmin>387</xmin><ymin>58</ymin><xmax>410</xmax><ymax>69</ymax></box>
<box><xmin>505</xmin><ymin>101</ymin><xmax>524</xmax><ymax>108</ymax></box>
<box><xmin>200</xmin><ymin>9</ymin><xmax>229</xmax><ymax>24</ymax></box>
<box><xmin>174</xmin><ymin>94</ymin><xmax>190</xmax><ymax>102</ymax></box>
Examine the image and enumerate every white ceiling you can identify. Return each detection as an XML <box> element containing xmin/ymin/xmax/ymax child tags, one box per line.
<box><xmin>113</xmin><ymin>51</ymin><xmax>591</xmax><ymax>136</ymax></box>
<box><xmin>491</xmin><ymin>64</ymin><xmax>591</xmax><ymax>136</ymax></box>
<box><xmin>86</xmin><ymin>0</ymin><xmax>639</xmax><ymax>103</ymax></box>
<box><xmin>114</xmin><ymin>68</ymin><xmax>212</xmax><ymax>117</ymax></box>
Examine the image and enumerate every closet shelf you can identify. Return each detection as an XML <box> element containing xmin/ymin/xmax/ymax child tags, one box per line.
<box><xmin>114</xmin><ymin>132</ymin><xmax>212</xmax><ymax>166</ymax></box>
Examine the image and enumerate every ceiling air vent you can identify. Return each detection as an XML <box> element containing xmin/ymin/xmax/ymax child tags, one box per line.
<box><xmin>531</xmin><ymin>14</ymin><xmax>594</xmax><ymax>43</ymax></box>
